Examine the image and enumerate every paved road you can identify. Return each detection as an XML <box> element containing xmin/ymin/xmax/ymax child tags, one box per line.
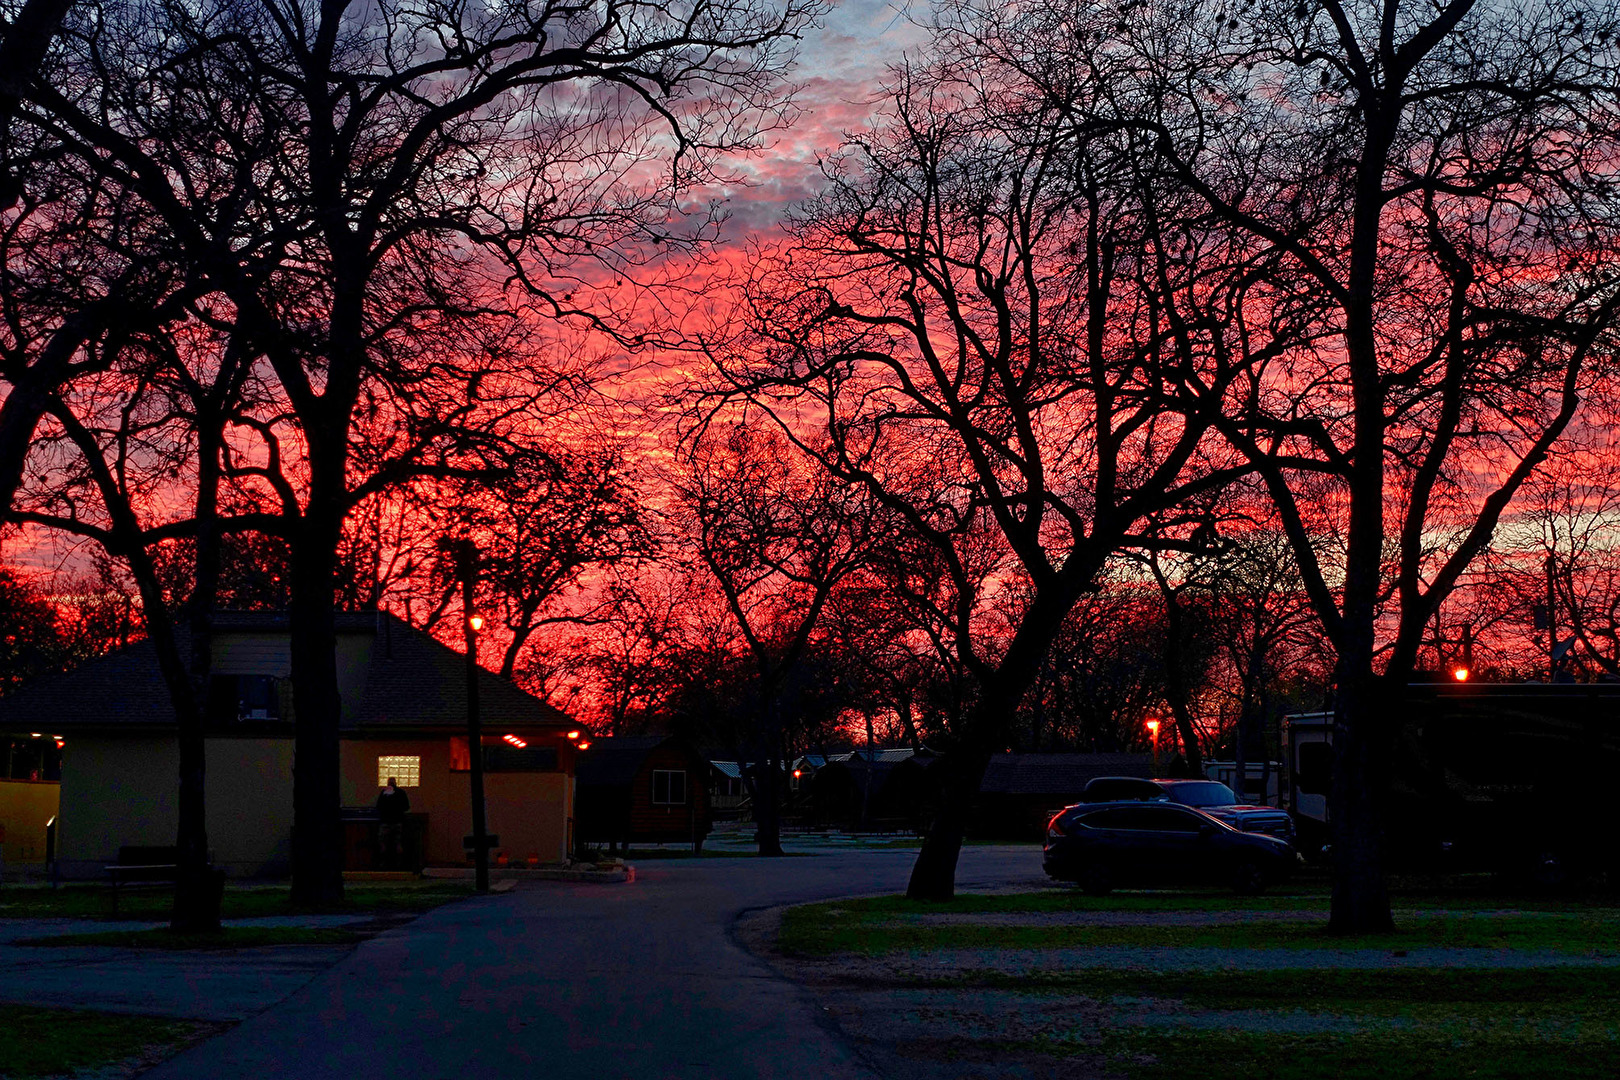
<box><xmin>0</xmin><ymin>915</ymin><xmax>371</xmax><ymax>1020</ymax></box>
<box><xmin>141</xmin><ymin>846</ymin><xmax>1043</xmax><ymax>1080</ymax></box>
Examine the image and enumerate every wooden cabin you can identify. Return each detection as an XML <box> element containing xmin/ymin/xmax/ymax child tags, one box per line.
<box><xmin>574</xmin><ymin>735</ymin><xmax>712</xmax><ymax>852</ymax></box>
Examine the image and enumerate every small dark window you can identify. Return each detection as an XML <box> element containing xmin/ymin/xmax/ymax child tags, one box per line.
<box><xmin>1083</xmin><ymin>806</ymin><xmax>1202</xmax><ymax>831</ymax></box>
<box><xmin>1296</xmin><ymin>743</ymin><xmax>1332</xmax><ymax>795</ymax></box>
<box><xmin>1076</xmin><ymin>808</ymin><xmax>1137</xmax><ymax>829</ymax></box>
<box><xmin>653</xmin><ymin>769</ymin><xmax>687</xmax><ymax>805</ymax></box>
<box><xmin>208</xmin><ymin>675</ymin><xmax>281</xmax><ymax>723</ymax></box>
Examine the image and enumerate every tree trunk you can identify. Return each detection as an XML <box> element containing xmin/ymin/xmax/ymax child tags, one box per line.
<box><xmin>173</xmin><ymin>422</ymin><xmax>224</xmax><ymax>933</ymax></box>
<box><xmin>1160</xmin><ymin>593</ymin><xmax>1204</xmax><ymax>774</ymax></box>
<box><xmin>753</xmin><ymin>754</ymin><xmax>784</xmax><ymax>856</ymax></box>
<box><xmin>906</xmin><ymin>576</ymin><xmax>1085</xmax><ymax>900</ymax></box>
<box><xmin>288</xmin><ymin>493</ymin><xmax>347</xmax><ymax>908</ymax></box>
<box><xmin>905</xmin><ymin>742</ymin><xmax>991</xmax><ymax>901</ymax></box>
<box><xmin>1326</xmin><ymin>667</ymin><xmax>1395</xmax><ymax>934</ymax></box>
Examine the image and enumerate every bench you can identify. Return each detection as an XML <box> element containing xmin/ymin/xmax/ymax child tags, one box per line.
<box><xmin>105</xmin><ymin>846</ymin><xmax>202</xmax><ymax>914</ymax></box>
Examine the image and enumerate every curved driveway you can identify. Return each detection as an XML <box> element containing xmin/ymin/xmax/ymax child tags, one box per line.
<box><xmin>147</xmin><ymin>846</ymin><xmax>1044</xmax><ymax>1080</ymax></box>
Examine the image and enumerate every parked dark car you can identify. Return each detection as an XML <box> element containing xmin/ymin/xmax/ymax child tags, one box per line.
<box><xmin>1153</xmin><ymin>780</ymin><xmax>1296</xmax><ymax>845</ymax></box>
<box><xmin>1079</xmin><ymin>776</ymin><xmax>1296</xmax><ymax>846</ymax></box>
<box><xmin>1044</xmin><ymin>800</ymin><xmax>1297</xmax><ymax>894</ymax></box>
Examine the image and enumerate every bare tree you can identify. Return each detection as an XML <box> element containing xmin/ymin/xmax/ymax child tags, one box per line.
<box><xmin>673</xmin><ymin>421</ymin><xmax>892</xmax><ymax>854</ymax></box>
<box><xmin>19</xmin><ymin>0</ymin><xmax>823</xmax><ymax>903</ymax></box>
<box><xmin>11</xmin><ymin>311</ymin><xmax>264</xmax><ymax>929</ymax></box>
<box><xmin>1041</xmin><ymin>0</ymin><xmax>1620</xmax><ymax>930</ymax></box>
<box><xmin>709</xmin><ymin>17</ymin><xmax>1247</xmax><ymax>897</ymax></box>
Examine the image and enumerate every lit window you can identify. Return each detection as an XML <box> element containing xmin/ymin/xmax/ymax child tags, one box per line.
<box><xmin>378</xmin><ymin>755</ymin><xmax>420</xmax><ymax>788</ymax></box>
<box><xmin>652</xmin><ymin>769</ymin><xmax>687</xmax><ymax>805</ymax></box>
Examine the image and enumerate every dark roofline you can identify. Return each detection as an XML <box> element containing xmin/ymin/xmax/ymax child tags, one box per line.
<box><xmin>0</xmin><ymin>610</ymin><xmax>572</xmax><ymax>732</ymax></box>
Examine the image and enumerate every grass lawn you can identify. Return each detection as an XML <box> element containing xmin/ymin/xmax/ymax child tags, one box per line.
<box><xmin>769</xmin><ymin>889</ymin><xmax>1620</xmax><ymax>1079</ymax></box>
<box><xmin>0</xmin><ymin>1003</ymin><xmax>212</xmax><ymax>1077</ymax></box>
<box><xmin>14</xmin><ymin>926</ymin><xmax>365</xmax><ymax>949</ymax></box>
<box><xmin>0</xmin><ymin>881</ymin><xmax>475</xmax><ymax>921</ymax></box>
<box><xmin>778</xmin><ymin>891</ymin><xmax>1620</xmax><ymax>956</ymax></box>
<box><xmin>1051</xmin><ymin>968</ymin><xmax>1620</xmax><ymax>1079</ymax></box>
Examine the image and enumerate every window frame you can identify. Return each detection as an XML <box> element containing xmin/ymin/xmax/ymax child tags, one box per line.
<box><xmin>377</xmin><ymin>755</ymin><xmax>421</xmax><ymax>788</ymax></box>
<box><xmin>652</xmin><ymin>769</ymin><xmax>688</xmax><ymax>805</ymax></box>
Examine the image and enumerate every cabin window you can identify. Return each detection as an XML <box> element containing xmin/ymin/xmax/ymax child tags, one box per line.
<box><xmin>653</xmin><ymin>769</ymin><xmax>687</xmax><ymax>805</ymax></box>
<box><xmin>378</xmin><ymin>755</ymin><xmax>420</xmax><ymax>788</ymax></box>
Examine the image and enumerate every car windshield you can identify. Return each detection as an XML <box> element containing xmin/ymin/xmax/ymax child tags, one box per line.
<box><xmin>1167</xmin><ymin>781</ymin><xmax>1238</xmax><ymax>807</ymax></box>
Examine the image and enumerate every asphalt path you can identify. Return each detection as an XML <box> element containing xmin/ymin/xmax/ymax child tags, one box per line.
<box><xmin>145</xmin><ymin>846</ymin><xmax>1044</xmax><ymax>1080</ymax></box>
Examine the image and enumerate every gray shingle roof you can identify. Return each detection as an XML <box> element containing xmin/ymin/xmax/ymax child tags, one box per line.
<box><xmin>573</xmin><ymin>735</ymin><xmax>676</xmax><ymax>787</ymax></box>
<box><xmin>977</xmin><ymin>753</ymin><xmax>1153</xmax><ymax>796</ymax></box>
<box><xmin>0</xmin><ymin>611</ymin><xmax>569</xmax><ymax>732</ymax></box>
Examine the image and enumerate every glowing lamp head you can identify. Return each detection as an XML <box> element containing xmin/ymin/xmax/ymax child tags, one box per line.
<box><xmin>467</xmin><ymin>614</ymin><xmax>484</xmax><ymax>632</ymax></box>
<box><xmin>792</xmin><ymin>769</ymin><xmax>802</xmax><ymax>779</ymax></box>
<box><xmin>566</xmin><ymin>730</ymin><xmax>582</xmax><ymax>741</ymax></box>
<box><xmin>1452</xmin><ymin>665</ymin><xmax>1470</xmax><ymax>682</ymax></box>
<box><xmin>576</xmin><ymin>740</ymin><xmax>591</xmax><ymax>750</ymax></box>
<box><xmin>1145</xmin><ymin>719</ymin><xmax>1160</xmax><ymax>735</ymax></box>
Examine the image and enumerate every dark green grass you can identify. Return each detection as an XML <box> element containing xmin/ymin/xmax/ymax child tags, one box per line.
<box><xmin>0</xmin><ymin>882</ymin><xmax>475</xmax><ymax>921</ymax></box>
<box><xmin>15</xmin><ymin>926</ymin><xmax>365</xmax><ymax>949</ymax></box>
<box><xmin>0</xmin><ymin>1004</ymin><xmax>209</xmax><ymax>1077</ymax></box>
<box><xmin>926</xmin><ymin>964</ymin><xmax>1620</xmax><ymax>1009</ymax></box>
<box><xmin>778</xmin><ymin>894</ymin><xmax>1620</xmax><ymax>956</ymax></box>
<box><xmin>887</xmin><ymin>968</ymin><xmax>1620</xmax><ymax>1079</ymax></box>
<box><xmin>1096</xmin><ymin>1027</ymin><xmax>1620</xmax><ymax>1080</ymax></box>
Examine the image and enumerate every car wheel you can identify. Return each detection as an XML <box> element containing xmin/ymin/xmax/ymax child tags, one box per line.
<box><xmin>1232</xmin><ymin>860</ymin><xmax>1268</xmax><ymax>895</ymax></box>
<box><xmin>1078</xmin><ymin>866</ymin><xmax>1114</xmax><ymax>896</ymax></box>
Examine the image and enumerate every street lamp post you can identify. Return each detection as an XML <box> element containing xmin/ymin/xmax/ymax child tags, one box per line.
<box><xmin>1146</xmin><ymin>718</ymin><xmax>1161</xmax><ymax>773</ymax></box>
<box><xmin>450</xmin><ymin>540</ymin><xmax>491</xmax><ymax>894</ymax></box>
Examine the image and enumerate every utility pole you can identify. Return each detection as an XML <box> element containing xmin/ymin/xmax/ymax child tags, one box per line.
<box><xmin>450</xmin><ymin>539</ymin><xmax>490</xmax><ymax>893</ymax></box>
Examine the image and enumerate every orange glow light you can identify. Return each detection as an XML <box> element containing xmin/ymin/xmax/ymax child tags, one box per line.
<box><xmin>1452</xmin><ymin>666</ymin><xmax>1470</xmax><ymax>682</ymax></box>
<box><xmin>502</xmin><ymin>733</ymin><xmax>527</xmax><ymax>748</ymax></box>
<box><xmin>792</xmin><ymin>769</ymin><xmax>802</xmax><ymax>779</ymax></box>
<box><xmin>1145</xmin><ymin>719</ymin><xmax>1160</xmax><ymax>735</ymax></box>
<box><xmin>468</xmin><ymin>614</ymin><xmax>485</xmax><ymax>632</ymax></box>
<box><xmin>566</xmin><ymin>730</ymin><xmax>582</xmax><ymax>740</ymax></box>
<box><xmin>577</xmin><ymin>740</ymin><xmax>591</xmax><ymax>750</ymax></box>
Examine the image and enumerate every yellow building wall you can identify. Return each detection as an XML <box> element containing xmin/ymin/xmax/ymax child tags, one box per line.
<box><xmin>0</xmin><ymin>779</ymin><xmax>60</xmax><ymax>864</ymax></box>
<box><xmin>342</xmin><ymin>739</ymin><xmax>572</xmax><ymax>865</ymax></box>
<box><xmin>55</xmin><ymin>735</ymin><xmax>295</xmax><ymax>879</ymax></box>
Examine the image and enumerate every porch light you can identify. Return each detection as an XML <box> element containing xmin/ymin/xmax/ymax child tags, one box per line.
<box><xmin>467</xmin><ymin>614</ymin><xmax>484</xmax><ymax>632</ymax></box>
<box><xmin>566</xmin><ymin>730</ymin><xmax>582</xmax><ymax>740</ymax></box>
<box><xmin>577</xmin><ymin>740</ymin><xmax>591</xmax><ymax>750</ymax></box>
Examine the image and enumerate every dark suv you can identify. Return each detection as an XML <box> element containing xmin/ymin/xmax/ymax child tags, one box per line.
<box><xmin>1044</xmin><ymin>800</ymin><xmax>1297</xmax><ymax>894</ymax></box>
<box><xmin>1080</xmin><ymin>776</ymin><xmax>1296</xmax><ymax>846</ymax></box>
